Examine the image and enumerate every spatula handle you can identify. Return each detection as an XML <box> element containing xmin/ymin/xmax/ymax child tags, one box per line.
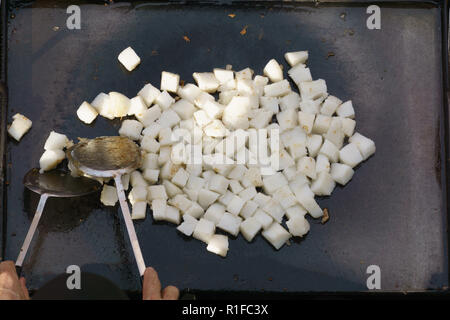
<box><xmin>114</xmin><ymin>176</ymin><xmax>146</xmax><ymax>278</ymax></box>
<box><xmin>15</xmin><ymin>193</ymin><xmax>49</xmax><ymax>273</ymax></box>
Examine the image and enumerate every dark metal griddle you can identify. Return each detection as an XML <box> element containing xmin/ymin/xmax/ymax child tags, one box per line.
<box><xmin>1</xmin><ymin>0</ymin><xmax>449</xmax><ymax>295</ymax></box>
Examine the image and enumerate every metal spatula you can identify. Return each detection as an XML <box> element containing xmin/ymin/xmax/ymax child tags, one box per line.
<box><xmin>16</xmin><ymin>168</ymin><xmax>101</xmax><ymax>275</ymax></box>
<box><xmin>66</xmin><ymin>136</ymin><xmax>146</xmax><ymax>277</ymax></box>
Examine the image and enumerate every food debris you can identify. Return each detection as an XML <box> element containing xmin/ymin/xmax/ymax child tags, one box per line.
<box><xmin>326</xmin><ymin>52</ymin><xmax>335</xmax><ymax>59</ymax></box>
<box><xmin>321</xmin><ymin>208</ymin><xmax>330</xmax><ymax>224</ymax></box>
<box><xmin>346</xmin><ymin>29</ymin><xmax>355</xmax><ymax>36</ymax></box>
<box><xmin>228</xmin><ymin>14</ymin><xmax>236</xmax><ymax>18</ymax></box>
<box><xmin>52</xmin><ymin>26</ymin><xmax>59</xmax><ymax>32</ymax></box>
<box><xmin>240</xmin><ymin>25</ymin><xmax>248</xmax><ymax>35</ymax></box>
<box><xmin>258</xmin><ymin>31</ymin><xmax>264</xmax><ymax>40</ymax></box>
<box><xmin>340</xmin><ymin>12</ymin><xmax>346</xmax><ymax>20</ymax></box>
<box><xmin>180</xmin><ymin>80</ymin><xmax>185</xmax><ymax>86</ymax></box>
<box><xmin>183</xmin><ymin>35</ymin><xmax>191</xmax><ymax>42</ymax></box>
<box><xmin>151</xmin><ymin>50</ymin><xmax>158</xmax><ymax>56</ymax></box>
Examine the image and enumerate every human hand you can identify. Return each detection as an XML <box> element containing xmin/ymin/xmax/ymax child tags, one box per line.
<box><xmin>142</xmin><ymin>267</ymin><xmax>179</xmax><ymax>300</ymax></box>
<box><xmin>0</xmin><ymin>261</ymin><xmax>29</xmax><ymax>300</ymax></box>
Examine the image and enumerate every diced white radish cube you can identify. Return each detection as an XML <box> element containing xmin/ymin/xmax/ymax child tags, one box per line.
<box><xmin>282</xmin><ymin>166</ymin><xmax>298</xmax><ymax>181</ymax></box>
<box><xmin>194</xmin><ymin>92</ymin><xmax>215</xmax><ymax>109</ymax></box>
<box><xmin>208</xmin><ymin>174</ymin><xmax>229</xmax><ymax>194</ymax></box>
<box><xmin>253</xmin><ymin>209</ymin><xmax>273</xmax><ymax>229</ymax></box>
<box><xmin>140</xmin><ymin>136</ymin><xmax>160</xmax><ymax>153</ymax></box>
<box><xmin>206</xmin><ymin>234</ymin><xmax>229</xmax><ymax>257</ymax></box>
<box><xmin>341</xmin><ymin>117</ymin><xmax>356</xmax><ymax>137</ymax></box>
<box><xmin>108</xmin><ymin>92</ymin><xmax>130</xmax><ymax>117</ymax></box>
<box><xmin>262</xmin><ymin>199</ymin><xmax>284</xmax><ymax>223</ymax></box>
<box><xmin>321</xmin><ymin>95</ymin><xmax>342</xmax><ymax>116</ymax></box>
<box><xmin>155</xmin><ymin>91</ymin><xmax>175</xmax><ymax>110</ymax></box>
<box><xmin>198</xmin><ymin>189</ymin><xmax>220</xmax><ymax>209</ymax></box>
<box><xmin>91</xmin><ymin>92</ymin><xmax>110</xmax><ymax>116</ymax></box>
<box><xmin>313</xmin><ymin>114</ymin><xmax>332</xmax><ymax>134</ymax></box>
<box><xmin>151</xmin><ymin>199</ymin><xmax>167</xmax><ymax>221</ymax></box>
<box><xmin>226</xmin><ymin>195</ymin><xmax>245</xmax><ymax>216</ymax></box>
<box><xmin>286</xmin><ymin>215</ymin><xmax>310</xmax><ymax>237</ymax></box>
<box><xmin>217</xmin><ymin>212</ymin><xmax>242</xmax><ymax>236</ymax></box>
<box><xmin>129</xmin><ymin>186</ymin><xmax>147</xmax><ymax>205</ymax></box>
<box><xmin>306</xmin><ymin>134</ymin><xmax>323</xmax><ymax>158</ymax></box>
<box><xmin>299</xmin><ymin>79</ymin><xmax>327</xmax><ymax>100</ymax></box>
<box><xmin>264</xmin><ymin>79</ymin><xmax>291</xmax><ymax>97</ymax></box>
<box><xmin>184</xmin><ymin>188</ymin><xmax>199</xmax><ymax>202</ymax></box>
<box><xmin>229</xmin><ymin>179</ymin><xmax>244</xmax><ymax>194</ymax></box>
<box><xmin>298</xmin><ymin>156</ymin><xmax>316</xmax><ymax>179</ymax></box>
<box><xmin>193</xmin><ymin>218</ymin><xmax>216</xmax><ymax>243</ymax></box>
<box><xmin>118</xmin><ymin>120</ymin><xmax>143</xmax><ymax>141</ymax></box>
<box><xmin>130</xmin><ymin>170</ymin><xmax>148</xmax><ymax>187</ymax></box>
<box><xmin>298</xmin><ymin>196</ymin><xmax>323</xmax><ymax>218</ymax></box>
<box><xmin>263</xmin><ymin>59</ymin><xmax>283</xmax><ymax>83</ymax></box>
<box><xmin>290</xmin><ymin>178</ymin><xmax>314</xmax><ymax>201</ymax></box>
<box><xmin>193</xmin><ymin>72</ymin><xmax>220</xmax><ymax>93</ymax></box>
<box><xmin>298</xmin><ymin>112</ymin><xmax>315</xmax><ymax>134</ymax></box>
<box><xmin>44</xmin><ymin>131</ymin><xmax>69</xmax><ymax>150</ymax></box>
<box><xmin>249</xmin><ymin>110</ymin><xmax>273</xmax><ymax>129</ymax></box>
<box><xmin>213</xmin><ymin>68</ymin><xmax>234</xmax><ymax>84</ymax></box>
<box><xmin>204</xmin><ymin>203</ymin><xmax>226</xmax><ymax>224</ymax></box>
<box><xmin>273</xmin><ymin>185</ymin><xmax>297</xmax><ymax>209</ymax></box>
<box><xmin>319</xmin><ymin>139</ymin><xmax>339</xmax><ymax>162</ymax></box>
<box><xmin>77</xmin><ymin>101</ymin><xmax>98</xmax><ymax>124</ymax></box>
<box><xmin>171</xmin><ymin>99</ymin><xmax>196</xmax><ymax>120</ymax></box>
<box><xmin>262</xmin><ymin>172</ymin><xmax>288</xmax><ymax>194</ymax></box>
<box><xmin>141</xmin><ymin>153</ymin><xmax>159</xmax><ymax>170</ymax></box>
<box><xmin>186</xmin><ymin>175</ymin><xmax>206</xmax><ymax>190</ymax></box>
<box><xmin>235</xmin><ymin>67</ymin><xmax>254</xmax><ymax>80</ymax></box>
<box><xmin>177</xmin><ymin>215</ymin><xmax>198</xmax><ymax>236</ymax></box>
<box><xmin>204</xmin><ymin>120</ymin><xmax>227</xmax><ymax>138</ymax></box>
<box><xmin>163</xmin><ymin>180</ymin><xmax>183</xmax><ymax>198</ymax></box>
<box><xmin>330</xmin><ymin>163</ymin><xmax>354</xmax><ymax>185</ymax></box>
<box><xmin>236</xmin><ymin>79</ymin><xmax>255</xmax><ymax>96</ymax></box>
<box><xmin>147</xmin><ymin>185</ymin><xmax>168</xmax><ymax>200</ymax></box>
<box><xmin>121</xmin><ymin>174</ymin><xmax>130</xmax><ymax>191</ymax></box>
<box><xmin>300</xmin><ymin>99</ymin><xmax>321</xmax><ymax>114</ymax></box>
<box><xmin>239</xmin><ymin>186</ymin><xmax>257</xmax><ymax>202</ymax></box>
<box><xmin>128</xmin><ymin>96</ymin><xmax>148</xmax><ymax>117</ymax></box>
<box><xmin>100</xmin><ymin>185</ymin><xmax>118</xmax><ymax>206</ymax></box>
<box><xmin>336</xmin><ymin>100</ymin><xmax>355</xmax><ymax>118</ymax></box>
<box><xmin>118</xmin><ymin>47</ymin><xmax>141</xmax><ymax>71</ymax></box>
<box><xmin>39</xmin><ymin>149</ymin><xmax>65</xmax><ymax>173</ymax></box>
<box><xmin>285</xmin><ymin>205</ymin><xmax>307</xmax><ymax>219</ymax></box>
<box><xmin>171</xmin><ymin>167</ymin><xmax>189</xmax><ymax>187</ymax></box>
<box><xmin>310</xmin><ymin>171</ymin><xmax>335</xmax><ymax>196</ymax></box>
<box><xmin>316</xmin><ymin>154</ymin><xmax>331</xmax><ymax>173</ymax></box>
<box><xmin>240</xmin><ymin>200</ymin><xmax>258</xmax><ymax>219</ymax></box>
<box><xmin>194</xmin><ymin>110</ymin><xmax>212</xmax><ymax>127</ymax></box>
<box><xmin>244</xmin><ymin>167</ymin><xmax>263</xmax><ymax>187</ymax></box>
<box><xmin>284</xmin><ymin>51</ymin><xmax>308</xmax><ymax>66</ymax></box>
<box><xmin>164</xmin><ymin>205</ymin><xmax>181</xmax><ymax>224</ymax></box>
<box><xmin>288</xmin><ymin>64</ymin><xmax>312</xmax><ymax>85</ymax></box>
<box><xmin>260</xmin><ymin>96</ymin><xmax>279</xmax><ymax>113</ymax></box>
<box><xmin>324</xmin><ymin>117</ymin><xmax>345</xmax><ymax>149</ymax></box>
<box><xmin>177</xmin><ymin>83</ymin><xmax>202</xmax><ymax>103</ymax></box>
<box><xmin>138</xmin><ymin>83</ymin><xmax>161</xmax><ymax>106</ymax></box>
<box><xmin>277</xmin><ymin>108</ymin><xmax>298</xmax><ymax>132</ymax></box>
<box><xmin>219</xmin><ymin>90</ymin><xmax>237</xmax><ymax>105</ymax></box>
<box><xmin>262</xmin><ymin>222</ymin><xmax>291</xmax><ymax>250</ymax></box>
<box><xmin>158</xmin><ymin>128</ymin><xmax>174</xmax><ymax>146</ymax></box>
<box><xmin>136</xmin><ymin>105</ymin><xmax>162</xmax><ymax>127</ymax></box>
<box><xmin>203</xmin><ymin>100</ymin><xmax>224</xmax><ymax>119</ymax></box>
<box><xmin>339</xmin><ymin>143</ymin><xmax>363</xmax><ymax>168</ymax></box>
<box><xmin>143</xmin><ymin>169</ymin><xmax>159</xmax><ymax>184</ymax></box>
<box><xmin>349</xmin><ymin>132</ymin><xmax>376</xmax><ymax>160</ymax></box>
<box><xmin>227</xmin><ymin>164</ymin><xmax>247</xmax><ymax>180</ymax></box>
<box><xmin>240</xmin><ymin>217</ymin><xmax>262</xmax><ymax>242</ymax></box>
<box><xmin>168</xmin><ymin>194</ymin><xmax>193</xmax><ymax>214</ymax></box>
<box><xmin>131</xmin><ymin>201</ymin><xmax>147</xmax><ymax>220</ymax></box>
<box><xmin>160</xmin><ymin>71</ymin><xmax>180</xmax><ymax>93</ymax></box>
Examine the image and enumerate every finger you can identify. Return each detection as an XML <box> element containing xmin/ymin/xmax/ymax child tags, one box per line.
<box><xmin>0</xmin><ymin>261</ymin><xmax>19</xmax><ymax>280</ymax></box>
<box><xmin>142</xmin><ymin>267</ymin><xmax>162</xmax><ymax>300</ymax></box>
<box><xmin>19</xmin><ymin>277</ymin><xmax>30</xmax><ymax>300</ymax></box>
<box><xmin>162</xmin><ymin>285</ymin><xmax>180</xmax><ymax>300</ymax></box>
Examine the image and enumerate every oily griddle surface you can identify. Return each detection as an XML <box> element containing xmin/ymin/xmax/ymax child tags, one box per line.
<box><xmin>4</xmin><ymin>1</ymin><xmax>448</xmax><ymax>292</ymax></box>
